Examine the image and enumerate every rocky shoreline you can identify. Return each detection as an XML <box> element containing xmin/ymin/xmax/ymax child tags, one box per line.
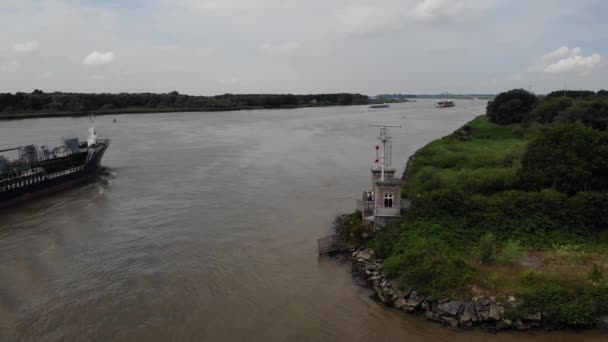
<box><xmin>329</xmin><ymin>215</ymin><xmax>547</xmax><ymax>332</ymax></box>
<box><xmin>349</xmin><ymin>248</ymin><xmax>544</xmax><ymax>332</ymax></box>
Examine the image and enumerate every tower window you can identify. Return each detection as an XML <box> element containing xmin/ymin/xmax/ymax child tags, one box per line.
<box><xmin>384</xmin><ymin>193</ymin><xmax>394</xmax><ymax>208</ymax></box>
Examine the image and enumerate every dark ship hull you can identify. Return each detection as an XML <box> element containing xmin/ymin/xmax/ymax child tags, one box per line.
<box><xmin>436</xmin><ymin>101</ymin><xmax>455</xmax><ymax>108</ymax></box>
<box><xmin>0</xmin><ymin>140</ymin><xmax>109</xmax><ymax>209</ymax></box>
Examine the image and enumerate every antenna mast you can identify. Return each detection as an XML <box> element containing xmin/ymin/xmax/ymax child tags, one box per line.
<box><xmin>369</xmin><ymin>124</ymin><xmax>401</xmax><ymax>181</ymax></box>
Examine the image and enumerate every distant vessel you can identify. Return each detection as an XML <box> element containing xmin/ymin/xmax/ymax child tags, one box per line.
<box><xmin>368</xmin><ymin>103</ymin><xmax>390</xmax><ymax>108</ymax></box>
<box><xmin>436</xmin><ymin>101</ymin><xmax>455</xmax><ymax>108</ymax></box>
<box><xmin>0</xmin><ymin>125</ymin><xmax>110</xmax><ymax>208</ymax></box>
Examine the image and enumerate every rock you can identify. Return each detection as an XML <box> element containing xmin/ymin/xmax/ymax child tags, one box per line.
<box><xmin>496</xmin><ymin>319</ymin><xmax>513</xmax><ymax>331</ymax></box>
<box><xmin>405</xmin><ymin>296</ymin><xmax>423</xmax><ymax>309</ymax></box>
<box><xmin>401</xmin><ymin>305</ymin><xmax>415</xmax><ymax>313</ymax></box>
<box><xmin>478</xmin><ymin>310</ymin><xmax>489</xmax><ymax>321</ymax></box>
<box><xmin>425</xmin><ymin>310</ymin><xmax>442</xmax><ymax>322</ymax></box>
<box><xmin>444</xmin><ymin>317</ymin><xmax>459</xmax><ymax>328</ymax></box>
<box><xmin>523</xmin><ymin>312</ymin><xmax>542</xmax><ymax>322</ymax></box>
<box><xmin>478</xmin><ymin>297</ymin><xmax>491</xmax><ymax>308</ymax></box>
<box><xmin>489</xmin><ymin>303</ymin><xmax>501</xmax><ymax>321</ymax></box>
<box><xmin>514</xmin><ymin>319</ymin><xmax>528</xmax><ymax>331</ymax></box>
<box><xmin>374</xmin><ymin>286</ymin><xmax>389</xmax><ymax>303</ymax></box>
<box><xmin>420</xmin><ymin>301</ymin><xmax>430</xmax><ymax>310</ymax></box>
<box><xmin>365</xmin><ymin>263</ymin><xmax>378</xmax><ymax>271</ymax></box>
<box><xmin>507</xmin><ymin>295</ymin><xmax>516</xmax><ymax>303</ymax></box>
<box><xmin>437</xmin><ymin>301</ymin><xmax>462</xmax><ymax>316</ymax></box>
<box><xmin>393</xmin><ymin>298</ymin><xmax>407</xmax><ymax>310</ymax></box>
<box><xmin>599</xmin><ymin>316</ymin><xmax>608</xmax><ymax>327</ymax></box>
<box><xmin>396</xmin><ymin>288</ymin><xmax>411</xmax><ymax>299</ymax></box>
<box><xmin>459</xmin><ymin>303</ymin><xmax>475</xmax><ymax>324</ymax></box>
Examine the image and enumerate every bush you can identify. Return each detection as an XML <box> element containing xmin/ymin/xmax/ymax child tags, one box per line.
<box><xmin>556</xmin><ymin>99</ymin><xmax>608</xmax><ymax>131</ymax></box>
<box><xmin>589</xmin><ymin>264</ymin><xmax>604</xmax><ymax>283</ymax></box>
<box><xmin>519</xmin><ymin>282</ymin><xmax>608</xmax><ymax>326</ymax></box>
<box><xmin>479</xmin><ymin>233</ymin><xmax>497</xmax><ymax>263</ymax></box>
<box><xmin>496</xmin><ymin>240</ymin><xmax>524</xmax><ymax>265</ymax></box>
<box><xmin>384</xmin><ymin>232</ymin><xmax>474</xmax><ymax>298</ymax></box>
<box><xmin>519</xmin><ymin>124</ymin><xmax>608</xmax><ymax>194</ymax></box>
<box><xmin>525</xmin><ymin>96</ymin><xmax>573</xmax><ymax>124</ymax></box>
<box><xmin>487</xmin><ymin>89</ymin><xmax>538</xmax><ymax>125</ymax></box>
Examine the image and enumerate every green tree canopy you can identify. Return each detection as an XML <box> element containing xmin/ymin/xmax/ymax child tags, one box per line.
<box><xmin>487</xmin><ymin>89</ymin><xmax>538</xmax><ymax>125</ymax></box>
<box><xmin>555</xmin><ymin>99</ymin><xmax>608</xmax><ymax>131</ymax></box>
<box><xmin>525</xmin><ymin>96</ymin><xmax>573</xmax><ymax>124</ymax></box>
<box><xmin>519</xmin><ymin>124</ymin><xmax>608</xmax><ymax>194</ymax></box>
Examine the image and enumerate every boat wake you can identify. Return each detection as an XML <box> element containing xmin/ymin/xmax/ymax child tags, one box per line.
<box><xmin>100</xmin><ymin>167</ymin><xmax>117</xmax><ymax>178</ymax></box>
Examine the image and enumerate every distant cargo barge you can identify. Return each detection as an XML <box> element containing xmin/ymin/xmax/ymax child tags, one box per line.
<box><xmin>436</xmin><ymin>101</ymin><xmax>455</xmax><ymax>108</ymax></box>
<box><xmin>368</xmin><ymin>103</ymin><xmax>390</xmax><ymax>109</ymax></box>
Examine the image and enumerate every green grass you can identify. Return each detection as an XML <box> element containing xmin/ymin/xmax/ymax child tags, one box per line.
<box><xmin>405</xmin><ymin>116</ymin><xmax>528</xmax><ymax>197</ymax></box>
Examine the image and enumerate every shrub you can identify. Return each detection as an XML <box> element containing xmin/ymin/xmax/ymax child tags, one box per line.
<box><xmin>384</xmin><ymin>232</ymin><xmax>474</xmax><ymax>298</ymax></box>
<box><xmin>519</xmin><ymin>124</ymin><xmax>608</xmax><ymax>194</ymax></box>
<box><xmin>589</xmin><ymin>264</ymin><xmax>604</xmax><ymax>284</ymax></box>
<box><xmin>521</xmin><ymin>269</ymin><xmax>538</xmax><ymax>286</ymax></box>
<box><xmin>525</xmin><ymin>96</ymin><xmax>573</xmax><ymax>124</ymax></box>
<box><xmin>519</xmin><ymin>282</ymin><xmax>608</xmax><ymax>326</ymax></box>
<box><xmin>496</xmin><ymin>240</ymin><xmax>524</xmax><ymax>265</ymax></box>
<box><xmin>487</xmin><ymin>89</ymin><xmax>538</xmax><ymax>125</ymax></box>
<box><xmin>555</xmin><ymin>99</ymin><xmax>608</xmax><ymax>131</ymax></box>
<box><xmin>479</xmin><ymin>233</ymin><xmax>497</xmax><ymax>264</ymax></box>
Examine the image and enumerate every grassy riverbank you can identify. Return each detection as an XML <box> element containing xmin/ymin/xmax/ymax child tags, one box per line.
<box><xmin>369</xmin><ymin>94</ymin><xmax>608</xmax><ymax>327</ymax></box>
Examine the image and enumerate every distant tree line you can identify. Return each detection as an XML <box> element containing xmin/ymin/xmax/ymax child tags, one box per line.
<box><xmin>0</xmin><ymin>90</ymin><xmax>370</xmax><ymax>114</ymax></box>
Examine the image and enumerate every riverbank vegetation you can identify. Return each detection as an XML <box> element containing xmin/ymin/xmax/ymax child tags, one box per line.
<box><xmin>371</xmin><ymin>88</ymin><xmax>608</xmax><ymax>327</ymax></box>
<box><xmin>0</xmin><ymin>90</ymin><xmax>369</xmax><ymax>117</ymax></box>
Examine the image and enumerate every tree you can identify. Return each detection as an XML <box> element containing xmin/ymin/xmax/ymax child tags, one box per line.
<box><xmin>519</xmin><ymin>124</ymin><xmax>608</xmax><ymax>194</ymax></box>
<box><xmin>556</xmin><ymin>99</ymin><xmax>608</xmax><ymax>131</ymax></box>
<box><xmin>487</xmin><ymin>89</ymin><xmax>537</xmax><ymax>125</ymax></box>
<box><xmin>546</xmin><ymin>90</ymin><xmax>595</xmax><ymax>100</ymax></box>
<box><xmin>526</xmin><ymin>96</ymin><xmax>573</xmax><ymax>124</ymax></box>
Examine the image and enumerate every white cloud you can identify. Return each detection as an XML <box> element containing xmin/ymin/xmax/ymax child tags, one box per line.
<box><xmin>536</xmin><ymin>46</ymin><xmax>601</xmax><ymax>74</ymax></box>
<box><xmin>545</xmin><ymin>54</ymin><xmax>601</xmax><ymax>73</ymax></box>
<box><xmin>13</xmin><ymin>40</ymin><xmax>39</xmax><ymax>53</ymax></box>
<box><xmin>0</xmin><ymin>60</ymin><xmax>19</xmax><ymax>73</ymax></box>
<box><xmin>217</xmin><ymin>78</ymin><xmax>245</xmax><ymax>86</ymax></box>
<box><xmin>409</xmin><ymin>0</ymin><xmax>499</xmax><ymax>22</ymax></box>
<box><xmin>83</xmin><ymin>51</ymin><xmax>115</xmax><ymax>66</ymax></box>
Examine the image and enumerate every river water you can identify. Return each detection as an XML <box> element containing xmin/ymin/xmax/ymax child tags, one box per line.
<box><xmin>0</xmin><ymin>100</ymin><xmax>605</xmax><ymax>341</ymax></box>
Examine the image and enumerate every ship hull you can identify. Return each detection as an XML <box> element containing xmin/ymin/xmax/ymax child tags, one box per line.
<box><xmin>0</xmin><ymin>143</ymin><xmax>108</xmax><ymax>209</ymax></box>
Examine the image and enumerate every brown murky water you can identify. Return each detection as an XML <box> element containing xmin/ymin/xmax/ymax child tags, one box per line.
<box><xmin>0</xmin><ymin>101</ymin><xmax>605</xmax><ymax>341</ymax></box>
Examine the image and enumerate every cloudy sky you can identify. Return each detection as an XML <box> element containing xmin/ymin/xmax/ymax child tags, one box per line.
<box><xmin>1</xmin><ymin>0</ymin><xmax>606</xmax><ymax>95</ymax></box>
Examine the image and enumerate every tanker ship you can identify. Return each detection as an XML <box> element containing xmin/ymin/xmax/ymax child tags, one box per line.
<box><xmin>0</xmin><ymin>125</ymin><xmax>110</xmax><ymax>208</ymax></box>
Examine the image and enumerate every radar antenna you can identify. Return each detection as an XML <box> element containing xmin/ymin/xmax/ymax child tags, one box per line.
<box><xmin>369</xmin><ymin>124</ymin><xmax>401</xmax><ymax>181</ymax></box>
